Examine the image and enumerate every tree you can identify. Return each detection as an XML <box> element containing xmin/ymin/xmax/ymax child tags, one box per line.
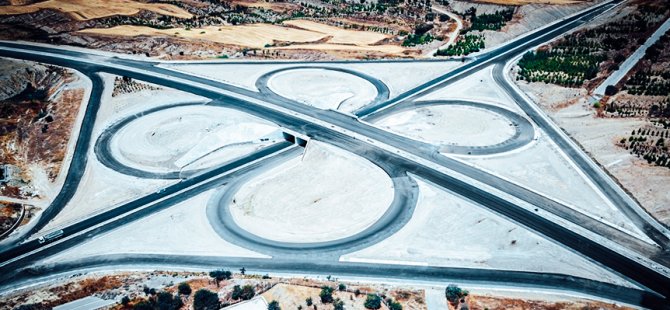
<box><xmin>209</xmin><ymin>270</ymin><xmax>232</xmax><ymax>287</ymax></box>
<box><xmin>605</xmin><ymin>85</ymin><xmax>619</xmax><ymax>96</ymax></box>
<box><xmin>268</xmin><ymin>300</ymin><xmax>281</xmax><ymax>310</ymax></box>
<box><xmin>338</xmin><ymin>283</ymin><xmax>346</xmax><ymax>291</ymax></box>
<box><xmin>364</xmin><ymin>294</ymin><xmax>382</xmax><ymax>309</ymax></box>
<box><xmin>178</xmin><ymin>282</ymin><xmax>192</xmax><ymax>296</ymax></box>
<box><xmin>445</xmin><ymin>284</ymin><xmax>468</xmax><ymax>306</ymax></box>
<box><xmin>388</xmin><ymin>300</ymin><xmax>403</xmax><ymax>310</ymax></box>
<box><xmin>121</xmin><ymin>296</ymin><xmax>131</xmax><ymax>306</ymax></box>
<box><xmin>333</xmin><ymin>298</ymin><xmax>345</xmax><ymax>310</ymax></box>
<box><xmin>306</xmin><ymin>297</ymin><xmax>313</xmax><ymax>306</ymax></box>
<box><xmin>156</xmin><ymin>291</ymin><xmax>183</xmax><ymax>310</ymax></box>
<box><xmin>320</xmin><ymin>286</ymin><xmax>334</xmax><ymax>303</ymax></box>
<box><xmin>232</xmin><ymin>285</ymin><xmax>255</xmax><ymax>300</ymax></box>
<box><xmin>133</xmin><ymin>300</ymin><xmax>153</xmax><ymax>310</ymax></box>
<box><xmin>240</xmin><ymin>267</ymin><xmax>246</xmax><ymax>275</ymax></box>
<box><xmin>193</xmin><ymin>289</ymin><xmax>220</xmax><ymax>310</ymax></box>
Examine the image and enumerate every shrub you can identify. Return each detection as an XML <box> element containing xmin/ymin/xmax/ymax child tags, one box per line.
<box><xmin>364</xmin><ymin>294</ymin><xmax>382</xmax><ymax>309</ymax></box>
<box><xmin>193</xmin><ymin>289</ymin><xmax>220</xmax><ymax>310</ymax></box>
<box><xmin>268</xmin><ymin>300</ymin><xmax>281</xmax><ymax>310</ymax></box>
<box><xmin>320</xmin><ymin>286</ymin><xmax>334</xmax><ymax>303</ymax></box>
<box><xmin>178</xmin><ymin>282</ymin><xmax>192</xmax><ymax>295</ymax></box>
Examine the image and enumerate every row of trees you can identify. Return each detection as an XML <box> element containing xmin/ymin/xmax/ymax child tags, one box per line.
<box><xmin>516</xmin><ymin>49</ymin><xmax>603</xmax><ymax>87</ymax></box>
<box><xmin>434</xmin><ymin>34</ymin><xmax>484</xmax><ymax>56</ymax></box>
<box><xmin>464</xmin><ymin>7</ymin><xmax>515</xmax><ymax>32</ymax></box>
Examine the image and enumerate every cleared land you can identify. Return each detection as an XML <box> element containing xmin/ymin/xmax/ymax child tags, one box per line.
<box><xmin>283</xmin><ymin>19</ymin><xmax>390</xmax><ymax>45</ymax></box>
<box><xmin>342</xmin><ymin>178</ymin><xmax>633</xmax><ymax>287</ymax></box>
<box><xmin>376</xmin><ymin>105</ymin><xmax>516</xmax><ymax>147</ymax></box>
<box><xmin>267</xmin><ymin>68</ymin><xmax>378</xmax><ymax>112</ymax></box>
<box><xmin>110</xmin><ymin>105</ymin><xmax>279</xmax><ymax>173</ymax></box>
<box><xmin>231</xmin><ymin>141</ymin><xmax>394</xmax><ymax>243</ymax></box>
<box><xmin>0</xmin><ymin>0</ymin><xmax>192</xmax><ymax>20</ymax></box>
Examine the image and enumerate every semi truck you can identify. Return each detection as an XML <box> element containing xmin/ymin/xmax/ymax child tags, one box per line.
<box><xmin>37</xmin><ymin>229</ymin><xmax>64</xmax><ymax>244</ymax></box>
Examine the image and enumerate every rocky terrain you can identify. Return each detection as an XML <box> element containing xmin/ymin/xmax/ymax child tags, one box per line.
<box><xmin>0</xmin><ymin>58</ymin><xmax>85</xmax><ymax>200</ymax></box>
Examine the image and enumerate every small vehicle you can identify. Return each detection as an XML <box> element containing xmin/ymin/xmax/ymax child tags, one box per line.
<box><xmin>37</xmin><ymin>229</ymin><xmax>64</xmax><ymax>244</ymax></box>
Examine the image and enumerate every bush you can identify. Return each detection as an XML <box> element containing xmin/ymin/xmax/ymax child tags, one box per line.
<box><xmin>338</xmin><ymin>283</ymin><xmax>346</xmax><ymax>291</ymax></box>
<box><xmin>605</xmin><ymin>85</ymin><xmax>619</xmax><ymax>96</ymax></box>
<box><xmin>445</xmin><ymin>284</ymin><xmax>468</xmax><ymax>303</ymax></box>
<box><xmin>388</xmin><ymin>300</ymin><xmax>403</xmax><ymax>310</ymax></box>
<box><xmin>364</xmin><ymin>294</ymin><xmax>382</xmax><ymax>309</ymax></box>
<box><xmin>268</xmin><ymin>300</ymin><xmax>281</xmax><ymax>310</ymax></box>
<box><xmin>320</xmin><ymin>286</ymin><xmax>334</xmax><ymax>303</ymax></box>
<box><xmin>333</xmin><ymin>298</ymin><xmax>345</xmax><ymax>310</ymax></box>
<box><xmin>232</xmin><ymin>285</ymin><xmax>256</xmax><ymax>300</ymax></box>
<box><xmin>306</xmin><ymin>297</ymin><xmax>313</xmax><ymax>306</ymax></box>
<box><xmin>209</xmin><ymin>270</ymin><xmax>232</xmax><ymax>283</ymax></box>
<box><xmin>156</xmin><ymin>291</ymin><xmax>183</xmax><ymax>310</ymax></box>
<box><xmin>194</xmin><ymin>289</ymin><xmax>220</xmax><ymax>310</ymax></box>
<box><xmin>178</xmin><ymin>282</ymin><xmax>192</xmax><ymax>295</ymax></box>
<box><xmin>121</xmin><ymin>296</ymin><xmax>131</xmax><ymax>306</ymax></box>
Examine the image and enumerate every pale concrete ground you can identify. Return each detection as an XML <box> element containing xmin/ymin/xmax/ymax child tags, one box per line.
<box><xmin>43</xmin><ymin>189</ymin><xmax>268</xmax><ymax>263</ymax></box>
<box><xmin>417</xmin><ymin>66</ymin><xmax>648</xmax><ymax>239</ymax></box>
<box><xmin>421</xmin><ymin>66</ymin><xmax>525</xmax><ymax>113</ymax></box>
<box><xmin>231</xmin><ymin>141</ymin><xmax>394</xmax><ymax>243</ymax></box>
<box><xmin>425</xmin><ymin>288</ymin><xmax>449</xmax><ymax>310</ymax></box>
<box><xmin>110</xmin><ymin>105</ymin><xmax>279</xmax><ymax>173</ymax></box>
<box><xmin>42</xmin><ymin>74</ymin><xmax>276</xmax><ymax>231</ymax></box>
<box><xmin>461</xmin><ymin>136</ymin><xmax>649</xmax><ymax>240</ymax></box>
<box><xmin>267</xmin><ymin>68</ymin><xmax>377</xmax><ymax>112</ymax></box>
<box><xmin>375</xmin><ymin>105</ymin><xmax>516</xmax><ymax>147</ymax></box>
<box><xmin>222</xmin><ymin>297</ymin><xmax>268</xmax><ymax>310</ymax></box>
<box><xmin>341</xmin><ymin>178</ymin><xmax>635</xmax><ymax>288</ymax></box>
<box><xmin>159</xmin><ymin>61</ymin><xmax>463</xmax><ymax>98</ymax></box>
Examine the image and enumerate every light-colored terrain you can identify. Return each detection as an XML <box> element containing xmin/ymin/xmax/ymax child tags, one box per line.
<box><xmin>231</xmin><ymin>141</ymin><xmax>394</xmax><ymax>243</ymax></box>
<box><xmin>43</xmin><ymin>190</ymin><xmax>268</xmax><ymax>263</ymax></box>
<box><xmin>419</xmin><ymin>66</ymin><xmax>650</xmax><ymax>240</ymax></box>
<box><xmin>78</xmin><ymin>20</ymin><xmax>404</xmax><ymax>55</ymax></box>
<box><xmin>267</xmin><ymin>68</ymin><xmax>378</xmax><ymax>112</ymax></box>
<box><xmin>0</xmin><ymin>0</ymin><xmax>192</xmax><ymax>20</ymax></box>
<box><xmin>110</xmin><ymin>105</ymin><xmax>279</xmax><ymax>174</ymax></box>
<box><xmin>520</xmin><ymin>80</ymin><xmax>670</xmax><ymax>226</ymax></box>
<box><xmin>284</xmin><ymin>20</ymin><xmax>389</xmax><ymax>45</ymax></box>
<box><xmin>376</xmin><ymin>105</ymin><xmax>516</xmax><ymax>147</ymax></box>
<box><xmin>342</xmin><ymin>178</ymin><xmax>634</xmax><ymax>288</ymax></box>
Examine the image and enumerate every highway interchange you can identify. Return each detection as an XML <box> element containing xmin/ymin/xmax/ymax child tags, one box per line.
<box><xmin>2</xmin><ymin>0</ymin><xmax>670</xmax><ymax>308</ymax></box>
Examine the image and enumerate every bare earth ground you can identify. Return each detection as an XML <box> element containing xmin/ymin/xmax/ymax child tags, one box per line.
<box><xmin>0</xmin><ymin>58</ymin><xmax>86</xmax><ymax>201</ymax></box>
<box><xmin>516</xmin><ymin>80</ymin><xmax>670</xmax><ymax>226</ymax></box>
<box><xmin>0</xmin><ymin>0</ymin><xmax>192</xmax><ymax>20</ymax></box>
<box><xmin>0</xmin><ymin>270</ymin><xmax>633</xmax><ymax>310</ymax></box>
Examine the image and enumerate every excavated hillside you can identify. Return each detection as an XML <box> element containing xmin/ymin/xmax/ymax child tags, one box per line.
<box><xmin>0</xmin><ymin>58</ymin><xmax>85</xmax><ymax>199</ymax></box>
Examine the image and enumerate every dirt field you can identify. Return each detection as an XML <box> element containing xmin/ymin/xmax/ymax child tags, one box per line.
<box><xmin>79</xmin><ymin>21</ymin><xmax>407</xmax><ymax>56</ymax></box>
<box><xmin>284</xmin><ymin>19</ymin><xmax>390</xmax><ymax>45</ymax></box>
<box><xmin>0</xmin><ymin>0</ymin><xmax>192</xmax><ymax>20</ymax></box>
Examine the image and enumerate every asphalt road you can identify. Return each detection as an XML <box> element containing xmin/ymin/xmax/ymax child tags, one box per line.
<box><xmin>3</xmin><ymin>43</ymin><xmax>670</xmax><ymax>304</ymax></box>
<box><xmin>2</xmin><ymin>0</ymin><xmax>670</xmax><ymax>306</ymax></box>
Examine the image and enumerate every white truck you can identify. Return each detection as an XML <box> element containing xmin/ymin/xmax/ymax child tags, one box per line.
<box><xmin>37</xmin><ymin>229</ymin><xmax>64</xmax><ymax>244</ymax></box>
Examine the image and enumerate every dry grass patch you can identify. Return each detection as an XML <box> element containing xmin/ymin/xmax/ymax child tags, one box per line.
<box><xmin>0</xmin><ymin>0</ymin><xmax>192</xmax><ymax>20</ymax></box>
<box><xmin>79</xmin><ymin>24</ymin><xmax>328</xmax><ymax>48</ymax></box>
<box><xmin>284</xmin><ymin>19</ymin><xmax>390</xmax><ymax>45</ymax></box>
